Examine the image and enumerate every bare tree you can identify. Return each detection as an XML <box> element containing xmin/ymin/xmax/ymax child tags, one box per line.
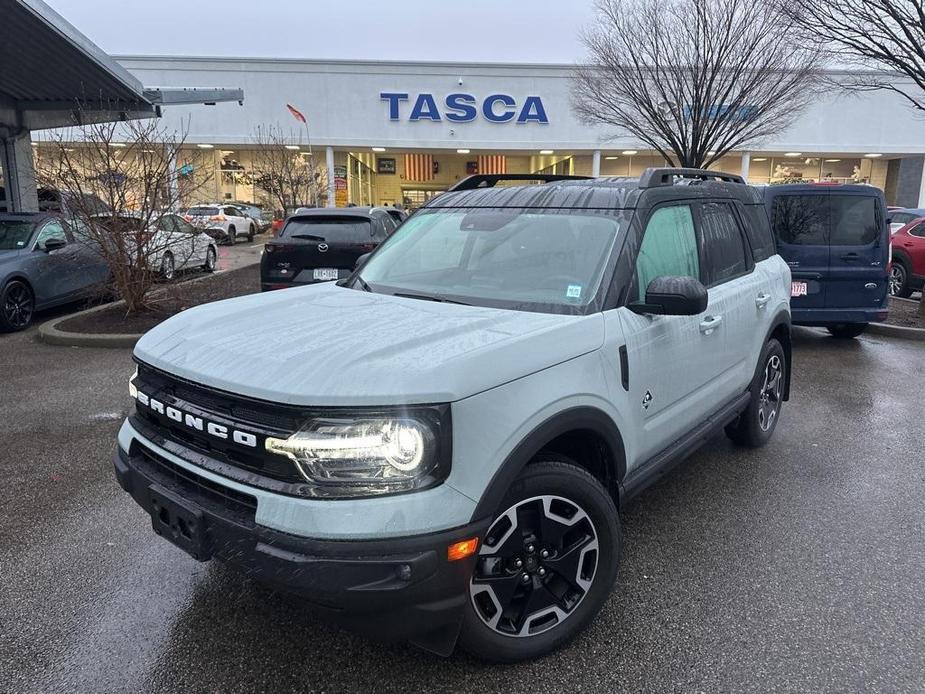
<box><xmin>786</xmin><ymin>1</ymin><xmax>925</xmax><ymax>112</ymax></box>
<box><xmin>572</xmin><ymin>0</ymin><xmax>827</xmax><ymax>169</ymax></box>
<box><xmin>249</xmin><ymin>125</ymin><xmax>328</xmax><ymax>217</ymax></box>
<box><xmin>36</xmin><ymin>117</ymin><xmax>211</xmax><ymax>313</ymax></box>
<box><xmin>785</xmin><ymin>0</ymin><xmax>925</xmax><ymax>315</ymax></box>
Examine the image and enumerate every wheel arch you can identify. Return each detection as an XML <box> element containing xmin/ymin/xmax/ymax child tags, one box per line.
<box><xmin>471</xmin><ymin>407</ymin><xmax>627</xmax><ymax>521</ymax></box>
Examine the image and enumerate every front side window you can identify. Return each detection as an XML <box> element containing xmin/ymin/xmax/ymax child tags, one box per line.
<box><xmin>34</xmin><ymin>220</ymin><xmax>67</xmax><ymax>249</ymax></box>
<box><xmin>635</xmin><ymin>205</ymin><xmax>699</xmax><ymax>298</ymax></box>
<box><xmin>699</xmin><ymin>202</ymin><xmax>749</xmax><ymax>286</ymax></box>
<box><xmin>358</xmin><ymin>208</ymin><xmax>623</xmax><ymax>313</ymax></box>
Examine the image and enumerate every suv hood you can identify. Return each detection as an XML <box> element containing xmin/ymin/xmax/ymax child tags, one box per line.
<box><xmin>134</xmin><ymin>282</ymin><xmax>604</xmax><ymax>405</ymax></box>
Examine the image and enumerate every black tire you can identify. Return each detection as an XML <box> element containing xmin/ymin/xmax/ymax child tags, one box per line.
<box><xmin>202</xmin><ymin>246</ymin><xmax>217</xmax><ymax>273</ymax></box>
<box><xmin>889</xmin><ymin>261</ymin><xmax>912</xmax><ymax>298</ymax></box>
<box><xmin>0</xmin><ymin>280</ymin><xmax>35</xmax><ymax>332</ymax></box>
<box><xmin>160</xmin><ymin>252</ymin><xmax>175</xmax><ymax>281</ymax></box>
<box><xmin>247</xmin><ymin>224</ymin><xmax>255</xmax><ymax>242</ymax></box>
<box><xmin>226</xmin><ymin>227</ymin><xmax>236</xmax><ymax>246</ymax></box>
<box><xmin>458</xmin><ymin>457</ymin><xmax>621</xmax><ymax>662</ymax></box>
<box><xmin>725</xmin><ymin>338</ymin><xmax>786</xmax><ymax>448</ymax></box>
<box><xmin>826</xmin><ymin>323</ymin><xmax>867</xmax><ymax>339</ymax></box>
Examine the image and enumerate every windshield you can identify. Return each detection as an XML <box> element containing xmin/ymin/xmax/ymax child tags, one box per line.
<box><xmin>0</xmin><ymin>220</ymin><xmax>36</xmax><ymax>251</ymax></box>
<box><xmin>357</xmin><ymin>208</ymin><xmax>622</xmax><ymax>313</ymax></box>
<box><xmin>281</xmin><ymin>218</ymin><xmax>373</xmax><ymax>242</ymax></box>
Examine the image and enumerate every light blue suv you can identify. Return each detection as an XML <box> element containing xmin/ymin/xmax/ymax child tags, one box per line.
<box><xmin>114</xmin><ymin>169</ymin><xmax>792</xmax><ymax>661</ymax></box>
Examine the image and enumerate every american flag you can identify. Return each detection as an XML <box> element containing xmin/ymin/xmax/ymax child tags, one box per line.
<box><xmin>404</xmin><ymin>153</ymin><xmax>434</xmax><ymax>181</ymax></box>
<box><xmin>478</xmin><ymin>155</ymin><xmax>507</xmax><ymax>175</ymax></box>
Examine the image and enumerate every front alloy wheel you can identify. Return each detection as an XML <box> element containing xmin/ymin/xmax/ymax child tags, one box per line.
<box><xmin>161</xmin><ymin>253</ymin><xmax>175</xmax><ymax>281</ymax></box>
<box><xmin>0</xmin><ymin>280</ymin><xmax>34</xmax><ymax>332</ymax></box>
<box><xmin>469</xmin><ymin>495</ymin><xmax>599</xmax><ymax>638</ymax></box>
<box><xmin>459</xmin><ymin>459</ymin><xmax>620</xmax><ymax>662</ymax></box>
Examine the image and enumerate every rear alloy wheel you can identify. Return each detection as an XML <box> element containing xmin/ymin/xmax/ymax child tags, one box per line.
<box><xmin>160</xmin><ymin>253</ymin><xmax>175</xmax><ymax>281</ymax></box>
<box><xmin>889</xmin><ymin>262</ymin><xmax>912</xmax><ymax>298</ymax></box>
<box><xmin>227</xmin><ymin>227</ymin><xmax>236</xmax><ymax>246</ymax></box>
<box><xmin>827</xmin><ymin>323</ymin><xmax>868</xmax><ymax>339</ymax></box>
<box><xmin>202</xmin><ymin>246</ymin><xmax>217</xmax><ymax>272</ymax></box>
<box><xmin>726</xmin><ymin>338</ymin><xmax>786</xmax><ymax>447</ymax></box>
<box><xmin>247</xmin><ymin>224</ymin><xmax>255</xmax><ymax>242</ymax></box>
<box><xmin>460</xmin><ymin>459</ymin><xmax>620</xmax><ymax>662</ymax></box>
<box><xmin>0</xmin><ymin>280</ymin><xmax>35</xmax><ymax>332</ymax></box>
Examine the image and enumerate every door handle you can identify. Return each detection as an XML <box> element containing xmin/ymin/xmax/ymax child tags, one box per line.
<box><xmin>699</xmin><ymin>315</ymin><xmax>723</xmax><ymax>335</ymax></box>
<box><xmin>756</xmin><ymin>292</ymin><xmax>772</xmax><ymax>308</ymax></box>
<box><xmin>840</xmin><ymin>252</ymin><xmax>861</xmax><ymax>261</ymax></box>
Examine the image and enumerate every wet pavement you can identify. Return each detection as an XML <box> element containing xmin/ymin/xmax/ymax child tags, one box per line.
<box><xmin>1</xmin><ymin>325</ymin><xmax>923</xmax><ymax>693</ymax></box>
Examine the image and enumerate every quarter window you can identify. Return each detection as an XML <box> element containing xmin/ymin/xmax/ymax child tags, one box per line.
<box><xmin>909</xmin><ymin>221</ymin><xmax>925</xmax><ymax>239</ymax></box>
<box><xmin>635</xmin><ymin>205</ymin><xmax>699</xmax><ymax>298</ymax></box>
<box><xmin>699</xmin><ymin>202</ymin><xmax>748</xmax><ymax>286</ymax></box>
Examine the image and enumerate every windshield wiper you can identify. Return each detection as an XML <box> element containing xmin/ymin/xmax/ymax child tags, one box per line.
<box><xmin>353</xmin><ymin>275</ymin><xmax>372</xmax><ymax>292</ymax></box>
<box><xmin>393</xmin><ymin>291</ymin><xmax>471</xmax><ymax>306</ymax></box>
<box><xmin>291</xmin><ymin>233</ymin><xmax>326</xmax><ymax>241</ymax></box>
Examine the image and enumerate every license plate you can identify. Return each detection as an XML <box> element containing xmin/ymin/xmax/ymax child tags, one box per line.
<box><xmin>791</xmin><ymin>281</ymin><xmax>808</xmax><ymax>297</ymax></box>
<box><xmin>149</xmin><ymin>484</ymin><xmax>211</xmax><ymax>561</ymax></box>
<box><xmin>313</xmin><ymin>268</ymin><xmax>339</xmax><ymax>280</ymax></box>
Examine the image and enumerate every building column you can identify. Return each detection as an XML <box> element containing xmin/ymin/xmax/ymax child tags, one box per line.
<box><xmin>740</xmin><ymin>151</ymin><xmax>751</xmax><ymax>181</ymax></box>
<box><xmin>917</xmin><ymin>158</ymin><xmax>925</xmax><ymax>208</ymax></box>
<box><xmin>325</xmin><ymin>146</ymin><xmax>335</xmax><ymax>208</ymax></box>
<box><xmin>1</xmin><ymin>131</ymin><xmax>39</xmax><ymax>212</ymax></box>
<box><xmin>591</xmin><ymin>149</ymin><xmax>601</xmax><ymax>178</ymax></box>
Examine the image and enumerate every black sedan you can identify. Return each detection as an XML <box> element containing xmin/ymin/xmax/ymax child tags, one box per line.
<box><xmin>0</xmin><ymin>213</ymin><xmax>110</xmax><ymax>332</ymax></box>
<box><xmin>260</xmin><ymin>207</ymin><xmax>397</xmax><ymax>291</ymax></box>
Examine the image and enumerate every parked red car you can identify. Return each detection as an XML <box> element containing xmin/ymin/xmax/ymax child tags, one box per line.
<box><xmin>890</xmin><ymin>217</ymin><xmax>925</xmax><ymax>297</ymax></box>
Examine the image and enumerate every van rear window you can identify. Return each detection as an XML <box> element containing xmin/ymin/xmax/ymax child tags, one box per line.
<box><xmin>772</xmin><ymin>194</ymin><xmax>880</xmax><ymax>246</ymax></box>
<box><xmin>830</xmin><ymin>197</ymin><xmax>879</xmax><ymax>245</ymax></box>
<box><xmin>772</xmin><ymin>195</ymin><xmax>828</xmax><ymax>245</ymax></box>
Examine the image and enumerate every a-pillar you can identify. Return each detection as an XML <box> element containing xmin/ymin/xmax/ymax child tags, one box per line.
<box><xmin>1</xmin><ymin>131</ymin><xmax>39</xmax><ymax>212</ymax></box>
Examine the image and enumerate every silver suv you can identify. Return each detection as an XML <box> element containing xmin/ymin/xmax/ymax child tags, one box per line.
<box><xmin>114</xmin><ymin>169</ymin><xmax>791</xmax><ymax>661</ymax></box>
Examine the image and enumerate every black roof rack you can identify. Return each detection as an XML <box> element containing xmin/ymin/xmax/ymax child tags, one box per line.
<box><xmin>638</xmin><ymin>168</ymin><xmax>745</xmax><ymax>189</ymax></box>
<box><xmin>447</xmin><ymin>173</ymin><xmax>593</xmax><ymax>192</ymax></box>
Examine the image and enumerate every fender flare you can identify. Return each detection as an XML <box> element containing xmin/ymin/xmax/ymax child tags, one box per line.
<box><xmin>470</xmin><ymin>406</ymin><xmax>627</xmax><ymax>520</ymax></box>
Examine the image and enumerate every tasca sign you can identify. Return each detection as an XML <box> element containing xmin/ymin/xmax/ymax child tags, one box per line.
<box><xmin>380</xmin><ymin>92</ymin><xmax>549</xmax><ymax>124</ymax></box>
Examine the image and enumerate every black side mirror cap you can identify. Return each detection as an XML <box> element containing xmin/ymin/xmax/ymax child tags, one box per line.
<box><xmin>628</xmin><ymin>275</ymin><xmax>708</xmax><ymax>316</ymax></box>
<box><xmin>41</xmin><ymin>238</ymin><xmax>67</xmax><ymax>252</ymax></box>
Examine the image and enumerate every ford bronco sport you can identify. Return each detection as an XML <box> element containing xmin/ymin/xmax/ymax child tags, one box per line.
<box><xmin>115</xmin><ymin>168</ymin><xmax>792</xmax><ymax>662</ymax></box>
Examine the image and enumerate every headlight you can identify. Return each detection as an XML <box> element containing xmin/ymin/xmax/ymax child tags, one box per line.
<box><xmin>265</xmin><ymin>410</ymin><xmax>449</xmax><ymax>497</ymax></box>
<box><xmin>129</xmin><ymin>367</ymin><xmax>138</xmax><ymax>398</ymax></box>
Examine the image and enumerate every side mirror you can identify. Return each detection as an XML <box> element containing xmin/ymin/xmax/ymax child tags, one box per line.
<box><xmin>42</xmin><ymin>237</ymin><xmax>67</xmax><ymax>252</ymax></box>
<box><xmin>629</xmin><ymin>276</ymin><xmax>708</xmax><ymax>316</ymax></box>
<box><xmin>355</xmin><ymin>252</ymin><xmax>371</xmax><ymax>270</ymax></box>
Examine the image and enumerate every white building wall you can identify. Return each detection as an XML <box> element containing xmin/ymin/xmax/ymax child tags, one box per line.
<box><xmin>117</xmin><ymin>57</ymin><xmax>925</xmax><ymax>155</ymax></box>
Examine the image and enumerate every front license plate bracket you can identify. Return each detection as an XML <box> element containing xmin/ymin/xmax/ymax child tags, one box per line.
<box><xmin>149</xmin><ymin>484</ymin><xmax>212</xmax><ymax>561</ymax></box>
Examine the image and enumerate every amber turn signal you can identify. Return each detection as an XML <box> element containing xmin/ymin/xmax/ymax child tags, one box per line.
<box><xmin>447</xmin><ymin>537</ymin><xmax>479</xmax><ymax>561</ymax></box>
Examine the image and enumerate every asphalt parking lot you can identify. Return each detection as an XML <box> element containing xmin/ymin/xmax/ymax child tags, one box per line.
<box><xmin>1</xmin><ymin>323</ymin><xmax>923</xmax><ymax>693</ymax></box>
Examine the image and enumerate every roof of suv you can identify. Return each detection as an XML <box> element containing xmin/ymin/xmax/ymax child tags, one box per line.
<box><xmin>428</xmin><ymin>169</ymin><xmax>763</xmax><ymax>211</ymax></box>
<box><xmin>288</xmin><ymin>206</ymin><xmax>390</xmax><ymax>220</ymax></box>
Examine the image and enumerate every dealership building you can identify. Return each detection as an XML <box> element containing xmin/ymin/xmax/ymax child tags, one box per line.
<box><xmin>31</xmin><ymin>55</ymin><xmax>925</xmax><ymax>210</ymax></box>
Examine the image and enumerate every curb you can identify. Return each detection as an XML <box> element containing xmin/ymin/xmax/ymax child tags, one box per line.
<box><xmin>38</xmin><ymin>299</ymin><xmax>142</xmax><ymax>348</ymax></box>
<box><xmin>868</xmin><ymin>321</ymin><xmax>925</xmax><ymax>342</ymax></box>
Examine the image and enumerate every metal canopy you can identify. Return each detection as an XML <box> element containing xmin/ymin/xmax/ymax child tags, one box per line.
<box><xmin>0</xmin><ymin>0</ymin><xmax>243</xmax><ymax>133</ymax></box>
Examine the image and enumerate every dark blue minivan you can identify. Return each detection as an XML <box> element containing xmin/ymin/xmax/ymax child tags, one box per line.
<box><xmin>763</xmin><ymin>184</ymin><xmax>890</xmax><ymax>338</ymax></box>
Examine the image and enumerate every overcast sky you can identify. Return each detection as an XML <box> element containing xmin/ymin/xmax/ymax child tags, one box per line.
<box><xmin>45</xmin><ymin>0</ymin><xmax>596</xmax><ymax>63</ymax></box>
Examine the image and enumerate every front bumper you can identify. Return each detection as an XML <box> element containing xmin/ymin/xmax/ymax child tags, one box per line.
<box><xmin>113</xmin><ymin>444</ymin><xmax>488</xmax><ymax>652</ymax></box>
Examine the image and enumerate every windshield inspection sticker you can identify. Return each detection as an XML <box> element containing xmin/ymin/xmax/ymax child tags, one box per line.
<box><xmin>566</xmin><ymin>284</ymin><xmax>582</xmax><ymax>300</ymax></box>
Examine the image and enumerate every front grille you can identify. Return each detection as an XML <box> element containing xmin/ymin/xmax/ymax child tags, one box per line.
<box><xmin>133</xmin><ymin>442</ymin><xmax>258</xmax><ymax>526</ymax></box>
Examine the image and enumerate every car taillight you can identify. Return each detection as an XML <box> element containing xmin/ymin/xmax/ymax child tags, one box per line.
<box><xmin>265</xmin><ymin>244</ymin><xmax>295</xmax><ymax>253</ymax></box>
<box><xmin>183</xmin><ymin>215</ymin><xmax>192</xmax><ymax>222</ymax></box>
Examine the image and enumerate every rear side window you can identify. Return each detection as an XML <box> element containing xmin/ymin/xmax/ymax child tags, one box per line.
<box><xmin>635</xmin><ymin>205</ymin><xmax>699</xmax><ymax>297</ymax></box>
<box><xmin>909</xmin><ymin>221</ymin><xmax>925</xmax><ymax>238</ymax></box>
<box><xmin>281</xmin><ymin>218</ymin><xmax>373</xmax><ymax>242</ymax></box>
<box><xmin>698</xmin><ymin>202</ymin><xmax>749</xmax><ymax>286</ymax></box>
<box><xmin>772</xmin><ymin>195</ymin><xmax>828</xmax><ymax>245</ymax></box>
<box><xmin>742</xmin><ymin>205</ymin><xmax>775</xmax><ymax>262</ymax></box>
<box><xmin>830</xmin><ymin>196</ymin><xmax>879</xmax><ymax>245</ymax></box>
